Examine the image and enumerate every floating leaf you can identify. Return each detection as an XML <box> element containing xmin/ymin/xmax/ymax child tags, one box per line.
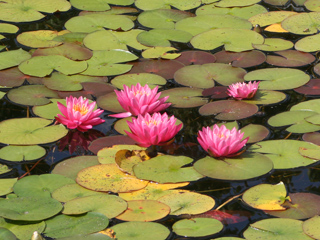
<box><xmin>174</xmin><ymin>50</ymin><xmax>216</xmax><ymax>65</ymax></box>
<box><xmin>194</xmin><ymin>153</ymin><xmax>273</xmax><ymax>180</ymax></box>
<box><xmin>253</xmin><ymin>38</ymin><xmax>293</xmax><ymax>51</ymax></box>
<box><xmin>0</xmin><ymin>67</ymin><xmax>42</xmax><ymax>88</ymax></box>
<box><xmin>282</xmin><ymin>12</ymin><xmax>320</xmax><ymax>35</ymax></box>
<box><xmin>303</xmin><ymin>132</ymin><xmax>320</xmax><ymax>145</ymax></box>
<box><xmin>249</xmin><ymin>11</ymin><xmax>297</xmax><ymax>27</ymax></box>
<box><xmin>0</xmin><ymin>164</ymin><xmax>11</xmax><ymax>175</ymax></box>
<box><xmin>172</xmin><ymin>218</ymin><xmax>223</xmax><ymax>237</ymax></box>
<box><xmin>98</xmin><ymin>145</ymin><xmax>146</xmax><ymax>164</ymax></box>
<box><xmin>215</xmin><ymin>0</ymin><xmax>260</xmax><ymax>7</ymax></box>
<box><xmin>266</xmin><ymin>50</ymin><xmax>315</xmax><ymax>67</ymax></box>
<box><xmin>0</xmin><ymin>145</ymin><xmax>46</xmax><ymax>162</ymax></box>
<box><xmin>158</xmin><ymin>191</ymin><xmax>215</xmax><ymax>215</ymax></box>
<box><xmin>303</xmin><ymin>215</ymin><xmax>320</xmax><ymax>239</ymax></box>
<box><xmin>295</xmin><ymin>33</ymin><xmax>320</xmax><ymax>52</ymax></box>
<box><xmin>241</xmin><ymin>124</ymin><xmax>270</xmax><ymax>143</ymax></box>
<box><xmin>17</xmin><ymin>30</ymin><xmax>63</xmax><ymax>48</ymax></box>
<box><xmin>111</xmin><ymin>73</ymin><xmax>166</xmax><ymax>89</ymax></box>
<box><xmin>88</xmin><ymin>135</ymin><xmax>137</xmax><ymax>154</ymax></box>
<box><xmin>142</xmin><ymin>47</ymin><xmax>180</xmax><ymax>59</ymax></box>
<box><xmin>295</xmin><ymin>79</ymin><xmax>320</xmax><ymax>95</ymax></box>
<box><xmin>0</xmin><ymin>118</ymin><xmax>68</xmax><ymax>145</ymax></box>
<box><xmin>70</xmin><ymin>0</ymin><xmax>111</xmax><ymax>11</ymax></box>
<box><xmin>0</xmin><ymin>178</ymin><xmax>17</xmax><ymax>196</ymax></box>
<box><xmin>0</xmin><ymin>227</ymin><xmax>17</xmax><ymax>240</ymax></box>
<box><xmin>0</xmin><ymin>49</ymin><xmax>31</xmax><ymax>71</ymax></box>
<box><xmin>133</xmin><ymin>155</ymin><xmax>203</xmax><ymax>183</ymax></box>
<box><xmin>0</xmin><ymin>23</ymin><xmax>19</xmax><ymax>34</ymax></box>
<box><xmin>135</xmin><ymin>0</ymin><xmax>201</xmax><ymax>10</ymax></box>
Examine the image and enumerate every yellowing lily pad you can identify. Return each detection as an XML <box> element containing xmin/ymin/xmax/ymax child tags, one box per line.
<box><xmin>76</xmin><ymin>164</ymin><xmax>148</xmax><ymax>193</ymax></box>
<box><xmin>0</xmin><ymin>23</ymin><xmax>19</xmax><ymax>34</ymax></box>
<box><xmin>98</xmin><ymin>145</ymin><xmax>146</xmax><ymax>164</ymax></box>
<box><xmin>142</xmin><ymin>47</ymin><xmax>180</xmax><ymax>59</ymax></box>
<box><xmin>17</xmin><ymin>30</ymin><xmax>63</xmax><ymax>48</ymax></box>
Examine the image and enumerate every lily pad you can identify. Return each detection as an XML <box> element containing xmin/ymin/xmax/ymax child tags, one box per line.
<box><xmin>17</xmin><ymin>30</ymin><xmax>63</xmax><ymax>48</ymax></box>
<box><xmin>243</xmin><ymin>218</ymin><xmax>313</xmax><ymax>240</ymax></box>
<box><xmin>0</xmin><ymin>23</ymin><xmax>18</xmax><ymax>33</ymax></box>
<box><xmin>249</xmin><ymin>11</ymin><xmax>298</xmax><ymax>27</ymax></box>
<box><xmin>0</xmin><ymin>164</ymin><xmax>11</xmax><ymax>175</ymax></box>
<box><xmin>194</xmin><ymin>153</ymin><xmax>273</xmax><ymax>180</ymax></box>
<box><xmin>110</xmin><ymin>221</ymin><xmax>170</xmax><ymax>240</ymax></box>
<box><xmin>111</xmin><ymin>73</ymin><xmax>166</xmax><ymax>89</ymax></box>
<box><xmin>0</xmin><ymin>145</ymin><xmax>46</xmax><ymax>162</ymax></box>
<box><xmin>135</xmin><ymin>0</ymin><xmax>201</xmax><ymax>10</ymax></box>
<box><xmin>142</xmin><ymin>47</ymin><xmax>181</xmax><ymax>59</ymax></box>
<box><xmin>215</xmin><ymin>0</ymin><xmax>260</xmax><ymax>7</ymax></box>
<box><xmin>303</xmin><ymin>215</ymin><xmax>320</xmax><ymax>239</ymax></box>
<box><xmin>98</xmin><ymin>145</ymin><xmax>146</xmax><ymax>164</ymax></box>
<box><xmin>116</xmin><ymin>200</ymin><xmax>170</xmax><ymax>222</ymax></box>
<box><xmin>172</xmin><ymin>218</ymin><xmax>223</xmax><ymax>237</ymax></box>
<box><xmin>97</xmin><ymin>92</ymin><xmax>124</xmax><ymax>113</ymax></box>
<box><xmin>303</xmin><ymin>132</ymin><xmax>320</xmax><ymax>145</ymax></box>
<box><xmin>158</xmin><ymin>191</ymin><xmax>215</xmax><ymax>215</ymax></box>
<box><xmin>199</xmin><ymin>100</ymin><xmax>259</xmax><ymax>120</ymax></box>
<box><xmin>282</xmin><ymin>12</ymin><xmax>320</xmax><ymax>35</ymax></box>
<box><xmin>63</xmin><ymin>194</ymin><xmax>127</xmax><ymax>219</ymax></box>
<box><xmin>0</xmin><ymin>49</ymin><xmax>31</xmax><ymax>71</ymax></box>
<box><xmin>174</xmin><ymin>63</ymin><xmax>246</xmax><ymax>88</ymax></box>
<box><xmin>160</xmin><ymin>87</ymin><xmax>208</xmax><ymax>108</ymax></box>
<box><xmin>213</xmin><ymin>50</ymin><xmax>266</xmax><ymax>68</ymax></box>
<box><xmin>0</xmin><ymin>178</ymin><xmax>17</xmax><ymax>196</ymax></box>
<box><xmin>253</xmin><ymin>38</ymin><xmax>293</xmax><ymax>51</ymax></box>
<box><xmin>44</xmin><ymin>213</ymin><xmax>109</xmax><ymax>239</ymax></box>
<box><xmin>244</xmin><ymin>68</ymin><xmax>310</xmax><ymax>90</ymax></box>
<box><xmin>191</xmin><ymin>28</ymin><xmax>264</xmax><ymax>52</ymax></box>
<box><xmin>249</xmin><ymin>139</ymin><xmax>320</xmax><ymax>169</ymax></box>
<box><xmin>65</xmin><ymin>14</ymin><xmax>134</xmax><ymax>33</ymax></box>
<box><xmin>202</xmin><ymin>86</ymin><xmax>229</xmax><ymax>99</ymax></box>
<box><xmin>51</xmin><ymin>156</ymin><xmax>99</xmax><ymax>180</ymax></box>
<box><xmin>76</xmin><ymin>163</ymin><xmax>148</xmax><ymax>193</ymax></box>
<box><xmin>0</xmin><ymin>118</ymin><xmax>68</xmax><ymax>145</ymax></box>
<box><xmin>174</xmin><ymin>50</ymin><xmax>216</xmax><ymax>65</ymax></box>
<box><xmin>69</xmin><ymin>0</ymin><xmax>111</xmax><ymax>11</ymax></box>
<box><xmin>295</xmin><ymin>33</ymin><xmax>320</xmax><ymax>52</ymax></box>
<box><xmin>0</xmin><ymin>67</ymin><xmax>42</xmax><ymax>88</ymax></box>
<box><xmin>291</xmin><ymin>98</ymin><xmax>320</xmax><ymax>112</ymax></box>
<box><xmin>88</xmin><ymin>135</ymin><xmax>137</xmax><ymax>154</ymax></box>
<box><xmin>0</xmin><ymin>196</ymin><xmax>62</xmax><ymax>221</ymax></box>
<box><xmin>295</xmin><ymin>79</ymin><xmax>320</xmax><ymax>95</ymax></box>
<box><xmin>241</xmin><ymin>90</ymin><xmax>287</xmax><ymax>105</ymax></box>
<box><xmin>133</xmin><ymin>155</ymin><xmax>203</xmax><ymax>183</ymax></box>
<box><xmin>266</xmin><ymin>50</ymin><xmax>316</xmax><ymax>67</ymax></box>
<box><xmin>241</xmin><ymin>124</ymin><xmax>270</xmax><ymax>143</ymax></box>
<box><xmin>0</xmin><ymin>228</ymin><xmax>17</xmax><ymax>240</ymax></box>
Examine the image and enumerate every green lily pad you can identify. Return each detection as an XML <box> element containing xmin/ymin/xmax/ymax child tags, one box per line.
<box><xmin>172</xmin><ymin>218</ymin><xmax>223</xmax><ymax>237</ymax></box>
<box><xmin>65</xmin><ymin>14</ymin><xmax>134</xmax><ymax>33</ymax></box>
<box><xmin>111</xmin><ymin>73</ymin><xmax>166</xmax><ymax>89</ymax></box>
<box><xmin>44</xmin><ymin>213</ymin><xmax>109</xmax><ymax>238</ymax></box>
<box><xmin>0</xmin><ymin>196</ymin><xmax>62</xmax><ymax>221</ymax></box>
<box><xmin>249</xmin><ymin>11</ymin><xmax>298</xmax><ymax>27</ymax></box>
<box><xmin>241</xmin><ymin>90</ymin><xmax>287</xmax><ymax>105</ymax></box>
<box><xmin>52</xmin><ymin>183</ymin><xmax>105</xmax><ymax>202</ymax></box>
<box><xmin>0</xmin><ymin>145</ymin><xmax>46</xmax><ymax>162</ymax></box>
<box><xmin>97</xmin><ymin>92</ymin><xmax>124</xmax><ymax>113</ymax></box>
<box><xmin>243</xmin><ymin>218</ymin><xmax>313</xmax><ymax>240</ymax></box>
<box><xmin>199</xmin><ymin>100</ymin><xmax>259</xmax><ymax>120</ymax></box>
<box><xmin>303</xmin><ymin>215</ymin><xmax>320</xmax><ymax>239</ymax></box>
<box><xmin>0</xmin><ymin>0</ymin><xmax>71</xmax><ymax>22</ymax></box>
<box><xmin>133</xmin><ymin>155</ymin><xmax>203</xmax><ymax>184</ymax></box>
<box><xmin>17</xmin><ymin>30</ymin><xmax>63</xmax><ymax>48</ymax></box>
<box><xmin>176</xmin><ymin>14</ymin><xmax>252</xmax><ymax>36</ymax></box>
<box><xmin>299</xmin><ymin>147</ymin><xmax>320</xmax><ymax>160</ymax></box>
<box><xmin>244</xmin><ymin>68</ymin><xmax>310</xmax><ymax>90</ymax></box>
<box><xmin>264</xmin><ymin>0</ymin><xmax>290</xmax><ymax>5</ymax></box>
<box><xmin>241</xmin><ymin>124</ymin><xmax>270</xmax><ymax>143</ymax></box>
<box><xmin>0</xmin><ymin>118</ymin><xmax>68</xmax><ymax>145</ymax></box>
<box><xmin>53</xmin><ymin>32</ymin><xmax>88</xmax><ymax>45</ymax></box>
<box><xmin>32</xmin><ymin>43</ymin><xmax>93</xmax><ymax>61</ymax></box>
<box><xmin>282</xmin><ymin>12</ymin><xmax>320</xmax><ymax>35</ymax></box>
<box><xmin>266</xmin><ymin>50</ymin><xmax>316</xmax><ymax>67</ymax></box>
<box><xmin>110</xmin><ymin>221</ymin><xmax>170</xmax><ymax>240</ymax></box>
<box><xmin>76</xmin><ymin>163</ymin><xmax>148</xmax><ymax>193</ymax></box>
<box><xmin>264</xmin><ymin>193</ymin><xmax>320</xmax><ymax>219</ymax></box>
<box><xmin>135</xmin><ymin>0</ymin><xmax>201</xmax><ymax>10</ymax></box>
<box><xmin>268</xmin><ymin>111</ymin><xmax>320</xmax><ymax>133</ymax></box>
<box><xmin>174</xmin><ymin>63</ymin><xmax>246</xmax><ymax>88</ymax></box>
<box><xmin>0</xmin><ymin>228</ymin><xmax>17</xmax><ymax>240</ymax></box>
<box><xmin>137</xmin><ymin>28</ymin><xmax>192</xmax><ymax>47</ymax></box>
<box><xmin>13</xmin><ymin>174</ymin><xmax>75</xmax><ymax>198</ymax></box>
<box><xmin>52</xmin><ymin>156</ymin><xmax>99</xmax><ymax>180</ymax></box>
<box><xmin>7</xmin><ymin>85</ymin><xmax>59</xmax><ymax>106</ymax></box>
<box><xmin>295</xmin><ymin>33</ymin><xmax>320</xmax><ymax>52</ymax></box>
<box><xmin>141</xmin><ymin>47</ymin><xmax>180</xmax><ymax>59</ymax></box>
<box><xmin>0</xmin><ymin>49</ymin><xmax>31</xmax><ymax>71</ymax></box>
<box><xmin>0</xmin><ymin>164</ymin><xmax>11</xmax><ymax>175</ymax></box>
<box><xmin>70</xmin><ymin>0</ymin><xmax>111</xmax><ymax>11</ymax></box>
<box><xmin>160</xmin><ymin>87</ymin><xmax>208</xmax><ymax>108</ymax></box>
<box><xmin>253</xmin><ymin>38</ymin><xmax>293</xmax><ymax>51</ymax></box>
<box><xmin>63</xmin><ymin>194</ymin><xmax>127</xmax><ymax>219</ymax></box>
<box><xmin>243</xmin><ymin>182</ymin><xmax>287</xmax><ymax>211</ymax></box>
<box><xmin>0</xmin><ymin>23</ymin><xmax>19</xmax><ymax>34</ymax></box>
<box><xmin>116</xmin><ymin>200</ymin><xmax>170</xmax><ymax>222</ymax></box>
<box><xmin>43</xmin><ymin>72</ymin><xmax>107</xmax><ymax>91</ymax></box>
<box><xmin>0</xmin><ymin>217</ymin><xmax>45</xmax><ymax>240</ymax></box>
<box><xmin>80</xmin><ymin>49</ymin><xmax>138</xmax><ymax>76</ymax></box>
<box><xmin>215</xmin><ymin>0</ymin><xmax>260</xmax><ymax>7</ymax></box>
<box><xmin>191</xmin><ymin>28</ymin><xmax>264</xmax><ymax>52</ymax></box>
<box><xmin>291</xmin><ymin>99</ymin><xmax>320</xmax><ymax>112</ymax></box>
<box><xmin>194</xmin><ymin>153</ymin><xmax>273</xmax><ymax>180</ymax></box>
<box><xmin>249</xmin><ymin>139</ymin><xmax>320</xmax><ymax>169</ymax></box>
<box><xmin>19</xmin><ymin>55</ymin><xmax>88</xmax><ymax>77</ymax></box>
<box><xmin>55</xmin><ymin>233</ymin><xmax>113</xmax><ymax>240</ymax></box>
<box><xmin>158</xmin><ymin>191</ymin><xmax>215</xmax><ymax>215</ymax></box>
<box><xmin>83</xmin><ymin>29</ymin><xmax>149</xmax><ymax>51</ymax></box>
<box><xmin>0</xmin><ymin>178</ymin><xmax>17</xmax><ymax>196</ymax></box>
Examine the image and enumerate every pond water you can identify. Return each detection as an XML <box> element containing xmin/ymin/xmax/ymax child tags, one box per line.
<box><xmin>1</xmin><ymin>0</ymin><xmax>320</xmax><ymax>240</ymax></box>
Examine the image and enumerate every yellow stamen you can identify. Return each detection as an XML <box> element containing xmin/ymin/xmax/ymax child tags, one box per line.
<box><xmin>73</xmin><ymin>103</ymin><xmax>89</xmax><ymax>115</ymax></box>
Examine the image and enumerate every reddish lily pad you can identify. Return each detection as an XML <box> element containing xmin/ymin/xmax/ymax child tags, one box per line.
<box><xmin>213</xmin><ymin>50</ymin><xmax>266</xmax><ymax>68</ymax></box>
<box><xmin>116</xmin><ymin>200</ymin><xmax>170</xmax><ymax>222</ymax></box>
<box><xmin>0</xmin><ymin>49</ymin><xmax>31</xmax><ymax>71</ymax></box>
<box><xmin>265</xmin><ymin>193</ymin><xmax>320</xmax><ymax>219</ymax></box>
<box><xmin>295</xmin><ymin>79</ymin><xmax>320</xmax><ymax>95</ymax></box>
<box><xmin>242</xmin><ymin>124</ymin><xmax>270</xmax><ymax>143</ymax></box>
<box><xmin>160</xmin><ymin>87</ymin><xmax>208</xmax><ymax>108</ymax></box>
<box><xmin>174</xmin><ymin>63</ymin><xmax>246</xmax><ymax>88</ymax></box>
<box><xmin>81</xmin><ymin>82</ymin><xmax>116</xmax><ymax>97</ymax></box>
<box><xmin>128</xmin><ymin>59</ymin><xmax>185</xmax><ymax>79</ymax></box>
<box><xmin>174</xmin><ymin>50</ymin><xmax>216</xmax><ymax>65</ymax></box>
<box><xmin>194</xmin><ymin>153</ymin><xmax>273</xmax><ymax>180</ymax></box>
<box><xmin>111</xmin><ymin>73</ymin><xmax>166</xmax><ymax>89</ymax></box>
<box><xmin>17</xmin><ymin>30</ymin><xmax>63</xmax><ymax>48</ymax></box>
<box><xmin>76</xmin><ymin>163</ymin><xmax>148</xmax><ymax>193</ymax></box>
<box><xmin>7</xmin><ymin>85</ymin><xmax>59</xmax><ymax>106</ymax></box>
<box><xmin>303</xmin><ymin>132</ymin><xmax>320</xmax><ymax>145</ymax></box>
<box><xmin>202</xmin><ymin>86</ymin><xmax>229</xmax><ymax>99</ymax></box>
<box><xmin>88</xmin><ymin>135</ymin><xmax>137</xmax><ymax>154</ymax></box>
<box><xmin>266</xmin><ymin>50</ymin><xmax>315</xmax><ymax>67</ymax></box>
<box><xmin>303</xmin><ymin>215</ymin><xmax>320</xmax><ymax>239</ymax></box>
<box><xmin>32</xmin><ymin>43</ymin><xmax>93</xmax><ymax>61</ymax></box>
<box><xmin>0</xmin><ymin>67</ymin><xmax>42</xmax><ymax>88</ymax></box>
<box><xmin>199</xmin><ymin>100</ymin><xmax>259</xmax><ymax>120</ymax></box>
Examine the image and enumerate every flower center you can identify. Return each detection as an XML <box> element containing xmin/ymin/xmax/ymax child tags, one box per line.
<box><xmin>145</xmin><ymin>119</ymin><xmax>160</xmax><ymax>126</ymax></box>
<box><xmin>134</xmin><ymin>90</ymin><xmax>149</xmax><ymax>96</ymax></box>
<box><xmin>73</xmin><ymin>103</ymin><xmax>89</xmax><ymax>115</ymax></box>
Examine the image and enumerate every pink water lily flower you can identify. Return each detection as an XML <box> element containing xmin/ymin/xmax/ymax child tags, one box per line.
<box><xmin>109</xmin><ymin>83</ymin><xmax>171</xmax><ymax>118</ymax></box>
<box><xmin>125</xmin><ymin>112</ymin><xmax>182</xmax><ymax>147</ymax></box>
<box><xmin>197</xmin><ymin>124</ymin><xmax>249</xmax><ymax>158</ymax></box>
<box><xmin>55</xmin><ymin>96</ymin><xmax>105</xmax><ymax>132</ymax></box>
<box><xmin>227</xmin><ymin>81</ymin><xmax>260</xmax><ymax>100</ymax></box>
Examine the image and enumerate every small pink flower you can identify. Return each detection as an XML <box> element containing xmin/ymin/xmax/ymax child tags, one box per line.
<box><xmin>109</xmin><ymin>83</ymin><xmax>171</xmax><ymax>118</ymax></box>
<box><xmin>227</xmin><ymin>81</ymin><xmax>260</xmax><ymax>100</ymax></box>
<box><xmin>125</xmin><ymin>112</ymin><xmax>182</xmax><ymax>147</ymax></box>
<box><xmin>197</xmin><ymin>124</ymin><xmax>249</xmax><ymax>158</ymax></box>
<box><xmin>55</xmin><ymin>96</ymin><xmax>105</xmax><ymax>132</ymax></box>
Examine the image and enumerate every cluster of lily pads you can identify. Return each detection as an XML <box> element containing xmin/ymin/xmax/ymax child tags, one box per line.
<box><xmin>1</xmin><ymin>0</ymin><xmax>320</xmax><ymax>239</ymax></box>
